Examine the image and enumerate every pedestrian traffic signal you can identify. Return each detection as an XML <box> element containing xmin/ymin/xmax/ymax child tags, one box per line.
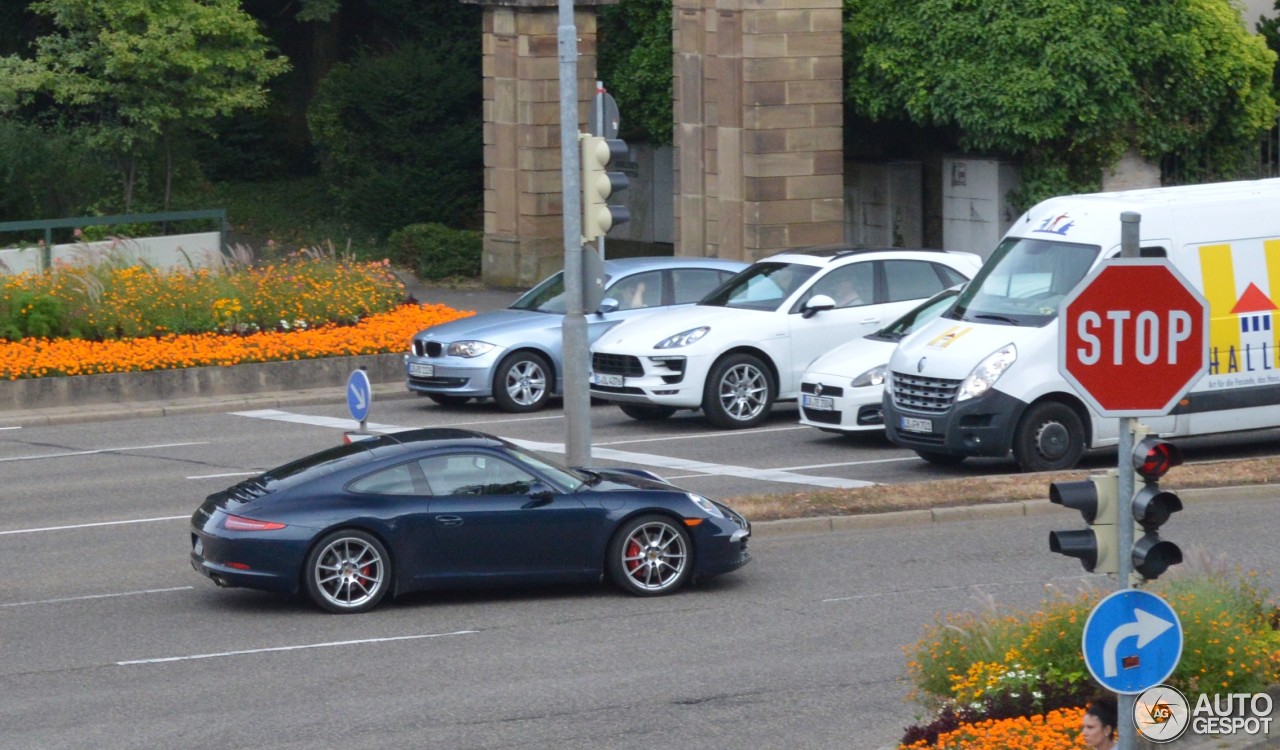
<box><xmin>1130</xmin><ymin>435</ymin><xmax>1183</xmax><ymax>581</ymax></box>
<box><xmin>580</xmin><ymin>134</ymin><xmax>630</xmax><ymax>242</ymax></box>
<box><xmin>1048</xmin><ymin>472</ymin><xmax>1118</xmax><ymax>574</ymax></box>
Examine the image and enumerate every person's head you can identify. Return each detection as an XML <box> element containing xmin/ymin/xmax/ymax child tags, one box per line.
<box><xmin>1082</xmin><ymin>695</ymin><xmax>1118</xmax><ymax>747</ymax></box>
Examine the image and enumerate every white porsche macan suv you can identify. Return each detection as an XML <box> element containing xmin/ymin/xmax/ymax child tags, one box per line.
<box><xmin>588</xmin><ymin>247</ymin><xmax>983</xmax><ymax>428</ymax></box>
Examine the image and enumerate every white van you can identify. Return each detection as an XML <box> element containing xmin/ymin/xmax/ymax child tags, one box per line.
<box><xmin>883</xmin><ymin>177</ymin><xmax>1280</xmax><ymax>471</ymax></box>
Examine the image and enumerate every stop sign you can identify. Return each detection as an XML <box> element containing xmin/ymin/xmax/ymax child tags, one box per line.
<box><xmin>1059</xmin><ymin>259</ymin><xmax>1208</xmax><ymax>416</ymax></box>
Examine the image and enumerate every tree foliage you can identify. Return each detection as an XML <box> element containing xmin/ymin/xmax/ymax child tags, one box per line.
<box><xmin>599</xmin><ymin>0</ymin><xmax>673</xmax><ymax>144</ymax></box>
<box><xmin>2</xmin><ymin>0</ymin><xmax>289</xmax><ymax>211</ymax></box>
<box><xmin>846</xmin><ymin>0</ymin><xmax>1279</xmax><ymax>204</ymax></box>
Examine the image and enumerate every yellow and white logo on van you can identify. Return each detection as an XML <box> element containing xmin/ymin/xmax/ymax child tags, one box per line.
<box><xmin>1198</xmin><ymin>238</ymin><xmax>1280</xmax><ymax>386</ymax></box>
<box><xmin>926</xmin><ymin>325</ymin><xmax>974</xmax><ymax>349</ymax></box>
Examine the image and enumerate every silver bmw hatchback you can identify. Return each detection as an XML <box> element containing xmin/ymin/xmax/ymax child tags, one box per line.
<box><xmin>405</xmin><ymin>256</ymin><xmax>746</xmax><ymax>412</ymax></box>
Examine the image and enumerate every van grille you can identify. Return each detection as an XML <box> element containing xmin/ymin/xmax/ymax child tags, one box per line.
<box><xmin>891</xmin><ymin>372</ymin><xmax>961</xmax><ymax>414</ymax></box>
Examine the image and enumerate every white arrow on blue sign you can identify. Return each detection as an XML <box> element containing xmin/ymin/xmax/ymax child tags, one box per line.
<box><xmin>346</xmin><ymin>368</ymin><xmax>372</xmax><ymax>422</ymax></box>
<box><xmin>1082</xmin><ymin>589</ymin><xmax>1183</xmax><ymax>695</ymax></box>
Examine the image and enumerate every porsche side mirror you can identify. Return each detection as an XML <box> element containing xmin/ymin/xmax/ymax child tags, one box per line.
<box><xmin>803</xmin><ymin>294</ymin><xmax>836</xmax><ymax>319</ymax></box>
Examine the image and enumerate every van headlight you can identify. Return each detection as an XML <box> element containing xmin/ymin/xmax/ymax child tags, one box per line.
<box><xmin>957</xmin><ymin>344</ymin><xmax>1016</xmax><ymax>401</ymax></box>
<box><xmin>851</xmin><ymin>364</ymin><xmax>887</xmax><ymax>388</ymax></box>
<box><xmin>447</xmin><ymin>340</ymin><xmax>496</xmax><ymax>358</ymax></box>
<box><xmin>656</xmin><ymin>327</ymin><xmax>709</xmax><ymax>349</ymax></box>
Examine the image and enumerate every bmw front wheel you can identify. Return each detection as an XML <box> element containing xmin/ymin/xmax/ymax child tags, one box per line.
<box><xmin>493</xmin><ymin>351</ymin><xmax>552</xmax><ymax>412</ymax></box>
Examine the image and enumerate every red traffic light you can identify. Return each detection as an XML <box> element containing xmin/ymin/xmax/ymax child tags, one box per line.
<box><xmin>1132</xmin><ymin>437</ymin><xmax>1183</xmax><ymax>482</ymax></box>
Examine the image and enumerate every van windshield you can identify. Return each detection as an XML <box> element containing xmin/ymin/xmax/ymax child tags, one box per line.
<box><xmin>948</xmin><ymin>237</ymin><xmax>1100</xmax><ymax>327</ymax></box>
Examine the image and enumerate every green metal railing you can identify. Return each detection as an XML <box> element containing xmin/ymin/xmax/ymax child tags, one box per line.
<box><xmin>0</xmin><ymin>209</ymin><xmax>228</xmax><ymax>271</ymax></box>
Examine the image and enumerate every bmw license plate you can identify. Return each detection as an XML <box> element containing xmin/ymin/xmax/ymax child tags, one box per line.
<box><xmin>900</xmin><ymin>416</ymin><xmax>933</xmax><ymax>433</ymax></box>
<box><xmin>802</xmin><ymin>394</ymin><xmax>834</xmax><ymax>411</ymax></box>
<box><xmin>409</xmin><ymin>363</ymin><xmax>434</xmax><ymax>377</ymax></box>
<box><xmin>592</xmin><ymin>373</ymin><xmax>624</xmax><ymax>387</ymax></box>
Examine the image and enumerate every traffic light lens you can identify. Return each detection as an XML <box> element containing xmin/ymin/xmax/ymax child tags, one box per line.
<box><xmin>1132</xmin><ymin>438</ymin><xmax>1183</xmax><ymax>481</ymax></box>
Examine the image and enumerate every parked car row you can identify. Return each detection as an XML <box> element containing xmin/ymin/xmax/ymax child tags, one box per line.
<box><xmin>405</xmin><ymin>246</ymin><xmax>982</xmax><ymax>433</ymax></box>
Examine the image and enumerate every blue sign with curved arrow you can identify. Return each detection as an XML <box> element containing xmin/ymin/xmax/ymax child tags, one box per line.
<box><xmin>346</xmin><ymin>368</ymin><xmax>371</xmax><ymax>422</ymax></box>
<box><xmin>1083</xmin><ymin>589</ymin><xmax>1183</xmax><ymax>694</ymax></box>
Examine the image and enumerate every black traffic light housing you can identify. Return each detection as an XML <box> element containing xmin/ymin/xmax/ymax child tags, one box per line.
<box><xmin>1048</xmin><ymin>472</ymin><xmax>1118</xmax><ymax>574</ymax></box>
<box><xmin>1130</xmin><ymin>436</ymin><xmax>1184</xmax><ymax>581</ymax></box>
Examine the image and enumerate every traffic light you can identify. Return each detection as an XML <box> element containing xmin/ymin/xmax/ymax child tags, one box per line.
<box><xmin>1048</xmin><ymin>471</ymin><xmax>1119</xmax><ymax>574</ymax></box>
<box><xmin>1130</xmin><ymin>434</ymin><xmax>1184</xmax><ymax>581</ymax></box>
<box><xmin>580</xmin><ymin>134</ymin><xmax>630</xmax><ymax>242</ymax></box>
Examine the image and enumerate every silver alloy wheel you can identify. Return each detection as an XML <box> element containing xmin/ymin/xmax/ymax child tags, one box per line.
<box><xmin>504</xmin><ymin>359</ymin><xmax>547</xmax><ymax>407</ymax></box>
<box><xmin>717</xmin><ymin>363</ymin><xmax>768</xmax><ymax>422</ymax></box>
<box><xmin>312</xmin><ymin>536</ymin><xmax>385</xmax><ymax>611</ymax></box>
<box><xmin>620</xmin><ymin>520</ymin><xmax>689</xmax><ymax>593</ymax></box>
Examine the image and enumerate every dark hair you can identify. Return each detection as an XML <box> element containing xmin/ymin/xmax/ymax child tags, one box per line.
<box><xmin>1087</xmin><ymin>695</ymin><xmax>1119</xmax><ymax>736</ymax></box>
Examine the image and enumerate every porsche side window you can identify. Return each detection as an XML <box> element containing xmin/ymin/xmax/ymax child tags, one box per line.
<box><xmin>418</xmin><ymin>453</ymin><xmax>537</xmax><ymax>496</ymax></box>
<box><xmin>348</xmin><ymin>463</ymin><xmax>419</xmax><ymax>495</ymax></box>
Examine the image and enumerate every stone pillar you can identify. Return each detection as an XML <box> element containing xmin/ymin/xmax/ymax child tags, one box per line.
<box><xmin>1102</xmin><ymin>148</ymin><xmax>1162</xmax><ymax>192</ymax></box>
<box><xmin>463</xmin><ymin>0</ymin><xmax>613</xmax><ymax>288</ymax></box>
<box><xmin>674</xmin><ymin>0</ymin><xmax>844</xmax><ymax>262</ymax></box>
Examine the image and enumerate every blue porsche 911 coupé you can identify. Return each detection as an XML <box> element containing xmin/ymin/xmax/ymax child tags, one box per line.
<box><xmin>190</xmin><ymin>428</ymin><xmax>751</xmax><ymax>613</ymax></box>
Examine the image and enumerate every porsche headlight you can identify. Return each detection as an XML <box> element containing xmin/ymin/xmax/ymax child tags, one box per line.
<box><xmin>656</xmin><ymin>327</ymin><xmax>710</xmax><ymax>349</ymax></box>
<box><xmin>687</xmin><ymin>493</ymin><xmax>724</xmax><ymax>517</ymax></box>
<box><xmin>851</xmin><ymin>364</ymin><xmax>887</xmax><ymax>388</ymax></box>
<box><xmin>957</xmin><ymin>344</ymin><xmax>1017</xmax><ymax>401</ymax></box>
<box><xmin>447</xmin><ymin>340</ymin><xmax>496</xmax><ymax>358</ymax></box>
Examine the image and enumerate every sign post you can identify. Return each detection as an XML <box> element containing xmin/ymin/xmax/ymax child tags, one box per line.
<box><xmin>1057</xmin><ymin>214</ymin><xmax>1208</xmax><ymax>749</ymax></box>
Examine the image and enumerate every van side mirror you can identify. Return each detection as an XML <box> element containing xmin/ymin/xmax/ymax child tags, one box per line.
<box><xmin>803</xmin><ymin>294</ymin><xmax>836</xmax><ymax>319</ymax></box>
<box><xmin>597</xmin><ymin>297</ymin><xmax>620</xmax><ymax>315</ymax></box>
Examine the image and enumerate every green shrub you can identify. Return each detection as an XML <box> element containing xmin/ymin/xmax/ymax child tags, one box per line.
<box><xmin>387</xmin><ymin>223</ymin><xmax>481</xmax><ymax>280</ymax></box>
<box><xmin>308</xmin><ymin>40</ymin><xmax>483</xmax><ymax>237</ymax></box>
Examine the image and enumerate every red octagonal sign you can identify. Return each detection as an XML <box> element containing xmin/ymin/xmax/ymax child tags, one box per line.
<box><xmin>1059</xmin><ymin>259</ymin><xmax>1208</xmax><ymax>417</ymax></box>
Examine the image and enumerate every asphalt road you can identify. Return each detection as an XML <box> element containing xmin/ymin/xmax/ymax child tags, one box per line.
<box><xmin>3</xmin><ymin>401</ymin><xmax>1280</xmax><ymax>748</ymax></box>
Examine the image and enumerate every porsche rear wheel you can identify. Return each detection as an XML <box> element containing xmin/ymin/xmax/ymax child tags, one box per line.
<box><xmin>607</xmin><ymin>515</ymin><xmax>692</xmax><ymax>596</ymax></box>
<box><xmin>304</xmin><ymin>529</ymin><xmax>390</xmax><ymax>614</ymax></box>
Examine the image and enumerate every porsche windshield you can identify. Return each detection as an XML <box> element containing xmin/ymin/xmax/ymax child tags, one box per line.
<box><xmin>700</xmin><ymin>262</ymin><xmax>818</xmax><ymax>312</ymax></box>
<box><xmin>948</xmin><ymin>237</ymin><xmax>1100</xmax><ymax>327</ymax></box>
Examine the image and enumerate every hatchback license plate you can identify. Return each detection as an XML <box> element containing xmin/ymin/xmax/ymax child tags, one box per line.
<box><xmin>900</xmin><ymin>416</ymin><xmax>932</xmax><ymax>433</ymax></box>
<box><xmin>593</xmin><ymin>373</ymin><xmax>624</xmax><ymax>387</ymax></box>
<box><xmin>802</xmin><ymin>395</ymin><xmax>834</xmax><ymax>411</ymax></box>
<box><xmin>409</xmin><ymin>363</ymin><xmax>434</xmax><ymax>377</ymax></box>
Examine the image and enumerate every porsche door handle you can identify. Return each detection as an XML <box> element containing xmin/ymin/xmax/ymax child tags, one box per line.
<box><xmin>434</xmin><ymin>515</ymin><xmax>464</xmax><ymax>527</ymax></box>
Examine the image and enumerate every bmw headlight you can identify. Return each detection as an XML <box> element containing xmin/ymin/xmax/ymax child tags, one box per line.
<box><xmin>656</xmin><ymin>326</ymin><xmax>709</xmax><ymax>349</ymax></box>
<box><xmin>957</xmin><ymin>344</ymin><xmax>1017</xmax><ymax>401</ymax></box>
<box><xmin>851</xmin><ymin>364</ymin><xmax>887</xmax><ymax>388</ymax></box>
<box><xmin>447</xmin><ymin>340</ymin><xmax>496</xmax><ymax>358</ymax></box>
<box><xmin>687</xmin><ymin>493</ymin><xmax>724</xmax><ymax>518</ymax></box>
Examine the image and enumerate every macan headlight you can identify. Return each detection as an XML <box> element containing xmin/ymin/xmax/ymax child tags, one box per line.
<box><xmin>447</xmin><ymin>340</ymin><xmax>496</xmax><ymax>358</ymax></box>
<box><xmin>656</xmin><ymin>326</ymin><xmax>710</xmax><ymax>349</ymax></box>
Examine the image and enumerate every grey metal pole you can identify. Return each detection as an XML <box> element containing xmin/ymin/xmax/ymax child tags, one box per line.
<box><xmin>1116</xmin><ymin>210</ymin><xmax>1141</xmax><ymax>750</ymax></box>
<box><xmin>558</xmin><ymin>0</ymin><xmax>592</xmax><ymax>466</ymax></box>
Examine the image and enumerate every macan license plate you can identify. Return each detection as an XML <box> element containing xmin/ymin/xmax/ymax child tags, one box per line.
<box><xmin>802</xmin><ymin>394</ymin><xmax>834</xmax><ymax>411</ymax></box>
<box><xmin>409</xmin><ymin>363</ymin><xmax>434</xmax><ymax>377</ymax></box>
<box><xmin>900</xmin><ymin>416</ymin><xmax>933</xmax><ymax>433</ymax></box>
<box><xmin>592</xmin><ymin>373</ymin><xmax>624</xmax><ymax>388</ymax></box>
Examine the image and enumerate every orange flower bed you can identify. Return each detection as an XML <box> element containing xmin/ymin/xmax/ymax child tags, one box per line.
<box><xmin>901</xmin><ymin>707</ymin><xmax>1086</xmax><ymax>750</ymax></box>
<box><xmin>0</xmin><ymin>303</ymin><xmax>472</xmax><ymax>380</ymax></box>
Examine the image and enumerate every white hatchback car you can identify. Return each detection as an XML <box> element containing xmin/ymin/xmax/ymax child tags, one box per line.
<box><xmin>589</xmin><ymin>247</ymin><xmax>983</xmax><ymax>428</ymax></box>
<box><xmin>798</xmin><ymin>285</ymin><xmax>962</xmax><ymax>435</ymax></box>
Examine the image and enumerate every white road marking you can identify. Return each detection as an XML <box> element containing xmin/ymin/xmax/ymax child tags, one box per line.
<box><xmin>0</xmin><ymin>426</ymin><xmax>21</xmax><ymax>430</ymax></box>
<box><xmin>4</xmin><ymin>586</ymin><xmax>193</xmax><ymax>608</ymax></box>
<box><xmin>595</xmin><ymin>424</ymin><xmax>807</xmax><ymax>446</ymax></box>
<box><xmin>0</xmin><ymin>515</ymin><xmax>188</xmax><ymax>536</ymax></box>
<box><xmin>117</xmin><ymin>630</ymin><xmax>479</xmax><ymax>666</ymax></box>
<box><xmin>232</xmin><ymin>410</ymin><xmax>874</xmax><ymax>489</ymax></box>
<box><xmin>0</xmin><ymin>441</ymin><xmax>208</xmax><ymax>463</ymax></box>
<box><xmin>187</xmin><ymin>471</ymin><xmax>259</xmax><ymax>480</ymax></box>
<box><xmin>820</xmin><ymin>575</ymin><xmax>1090</xmax><ymax>603</ymax></box>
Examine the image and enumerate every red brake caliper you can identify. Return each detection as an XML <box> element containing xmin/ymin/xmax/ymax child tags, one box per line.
<box><xmin>625</xmin><ymin>540</ymin><xmax>641</xmax><ymax>572</ymax></box>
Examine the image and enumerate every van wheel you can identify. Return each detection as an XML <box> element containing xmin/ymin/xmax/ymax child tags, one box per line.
<box><xmin>703</xmin><ymin>353</ymin><xmax>774</xmax><ymax>429</ymax></box>
<box><xmin>1013</xmin><ymin>401</ymin><xmax>1085</xmax><ymax>472</ymax></box>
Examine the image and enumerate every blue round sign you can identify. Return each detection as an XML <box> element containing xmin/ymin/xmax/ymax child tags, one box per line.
<box><xmin>1082</xmin><ymin>589</ymin><xmax>1183</xmax><ymax>695</ymax></box>
<box><xmin>346</xmin><ymin>368</ymin><xmax>372</xmax><ymax>422</ymax></box>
